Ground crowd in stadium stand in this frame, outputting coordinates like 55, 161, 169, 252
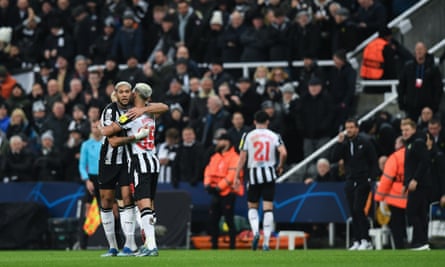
0, 0, 432, 184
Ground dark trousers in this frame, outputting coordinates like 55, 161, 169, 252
345, 179, 371, 242
389, 205, 407, 249
209, 193, 236, 249
406, 186, 431, 247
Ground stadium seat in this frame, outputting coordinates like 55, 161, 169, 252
275, 230, 307, 250
368, 227, 395, 250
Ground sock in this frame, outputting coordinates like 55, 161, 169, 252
140, 208, 157, 250
100, 208, 118, 249
263, 210, 274, 247
134, 206, 142, 229
119, 205, 137, 251
248, 208, 259, 236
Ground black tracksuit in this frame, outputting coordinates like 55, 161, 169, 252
404, 131, 432, 247
332, 133, 379, 242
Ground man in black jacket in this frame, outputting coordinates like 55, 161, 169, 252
401, 118, 432, 250
331, 118, 378, 250
397, 42, 443, 120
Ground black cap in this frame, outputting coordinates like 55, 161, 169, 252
73, 104, 85, 112
216, 133, 232, 142
261, 100, 274, 109
308, 76, 323, 86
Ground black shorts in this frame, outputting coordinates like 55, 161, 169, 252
98, 164, 130, 190
247, 182, 275, 203
133, 172, 158, 201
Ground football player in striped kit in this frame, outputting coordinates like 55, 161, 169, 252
235, 110, 287, 251
101, 82, 168, 256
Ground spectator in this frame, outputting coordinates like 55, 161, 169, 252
175, 45, 200, 78
0, 65, 17, 99
71, 6, 97, 58
203, 60, 234, 91
89, 16, 116, 65
296, 76, 335, 177
12, 7, 44, 65
169, 57, 194, 93
42, 16, 75, 65
5, 83, 30, 116
101, 56, 119, 87
304, 158, 340, 184
144, 5, 167, 59
29, 100, 46, 137
253, 65, 269, 96
116, 54, 145, 85
266, 8, 291, 61
157, 127, 180, 185
157, 103, 187, 144
34, 61, 52, 88
417, 106, 433, 133
328, 49, 357, 130
227, 111, 250, 151
0, 102, 10, 133
42, 101, 70, 148
173, 126, 205, 187
332, 6, 357, 53
71, 55, 89, 88
288, 9, 320, 62
352, 0, 387, 44
44, 79, 63, 112
200, 96, 231, 148
33, 130, 62, 181
201, 10, 224, 63
6, 108, 32, 139
83, 70, 108, 110
189, 76, 216, 125
231, 77, 262, 126
331, 118, 379, 250
268, 67, 290, 87
219, 10, 246, 66
163, 77, 191, 116
0, 129, 8, 154
62, 78, 84, 114
240, 11, 268, 62
428, 118, 445, 152
175, 0, 202, 61
149, 49, 175, 94
397, 42, 443, 120
62, 128, 84, 182
311, 0, 336, 59
147, 13, 179, 64
295, 54, 324, 96
2, 134, 34, 182
261, 100, 282, 134
401, 118, 431, 250
67, 104, 90, 140
111, 10, 143, 63
49, 55, 72, 92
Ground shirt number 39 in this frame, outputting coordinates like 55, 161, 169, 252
136, 125, 155, 150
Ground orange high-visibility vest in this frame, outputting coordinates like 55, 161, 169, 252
204, 146, 244, 196
374, 148, 407, 209
360, 38, 388, 80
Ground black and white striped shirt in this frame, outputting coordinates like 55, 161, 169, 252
239, 128, 284, 185
99, 102, 127, 166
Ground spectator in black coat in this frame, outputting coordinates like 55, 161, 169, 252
41, 101, 71, 149
328, 50, 357, 131
42, 16, 75, 66
219, 10, 246, 69
1, 135, 34, 182
240, 11, 269, 62
72, 6, 97, 57
175, 0, 203, 61
89, 17, 116, 65
173, 127, 205, 187
397, 42, 443, 120
352, 0, 387, 44
33, 130, 62, 181
111, 10, 143, 63
231, 77, 262, 126
266, 8, 291, 61
199, 95, 231, 148
163, 77, 191, 116
288, 9, 320, 62
201, 10, 224, 63
115, 55, 145, 85
13, 10, 45, 65
227, 112, 250, 151
332, 7, 357, 53
203, 60, 234, 91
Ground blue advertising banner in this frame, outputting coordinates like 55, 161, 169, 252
0, 182, 350, 223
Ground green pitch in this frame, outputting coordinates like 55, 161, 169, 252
0, 249, 444, 267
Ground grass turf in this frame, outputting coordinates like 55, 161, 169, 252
0, 249, 444, 267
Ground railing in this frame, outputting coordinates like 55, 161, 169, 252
276, 80, 399, 183
347, 0, 431, 59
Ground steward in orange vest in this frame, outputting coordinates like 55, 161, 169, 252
374, 137, 407, 248
203, 134, 244, 249
360, 37, 388, 80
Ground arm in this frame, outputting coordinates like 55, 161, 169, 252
126, 102, 169, 119
276, 144, 287, 176
78, 142, 89, 181
108, 135, 136, 148
100, 121, 122, 137
235, 150, 247, 182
